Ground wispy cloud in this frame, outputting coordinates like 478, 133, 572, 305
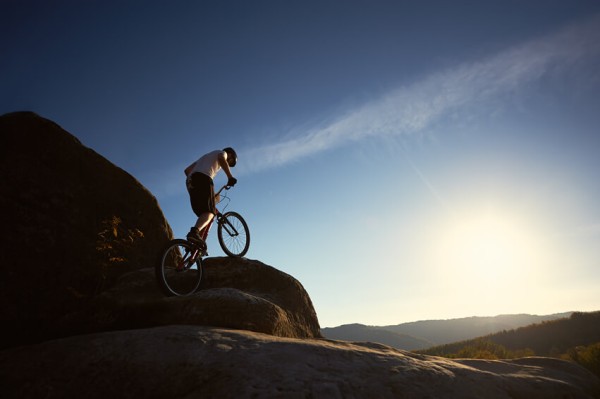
240, 14, 600, 174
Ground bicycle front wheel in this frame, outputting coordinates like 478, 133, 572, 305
156, 239, 203, 296
217, 211, 250, 257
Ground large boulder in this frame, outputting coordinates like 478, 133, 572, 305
58, 257, 321, 339
0, 112, 173, 348
1, 325, 598, 399
0, 112, 321, 348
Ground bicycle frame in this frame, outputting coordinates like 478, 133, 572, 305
177, 246, 202, 271
199, 184, 234, 241
158, 184, 247, 296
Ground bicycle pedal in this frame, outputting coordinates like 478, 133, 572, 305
198, 243, 208, 254
187, 236, 205, 248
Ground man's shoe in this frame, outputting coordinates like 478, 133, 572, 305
186, 227, 200, 241
186, 228, 206, 250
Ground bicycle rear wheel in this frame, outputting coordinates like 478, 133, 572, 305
217, 211, 250, 257
156, 239, 202, 296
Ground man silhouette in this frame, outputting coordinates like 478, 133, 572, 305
184, 147, 237, 249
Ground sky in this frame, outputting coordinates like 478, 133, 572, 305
2, 0, 600, 328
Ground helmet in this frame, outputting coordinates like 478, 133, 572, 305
223, 147, 237, 167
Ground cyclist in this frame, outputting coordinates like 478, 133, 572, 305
184, 147, 238, 248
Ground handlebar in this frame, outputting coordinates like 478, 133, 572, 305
215, 184, 234, 196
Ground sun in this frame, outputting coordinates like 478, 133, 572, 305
434, 209, 543, 288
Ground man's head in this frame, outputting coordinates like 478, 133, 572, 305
223, 147, 237, 167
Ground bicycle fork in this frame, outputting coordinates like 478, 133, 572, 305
218, 214, 240, 237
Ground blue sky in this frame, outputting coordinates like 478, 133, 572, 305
2, 0, 600, 327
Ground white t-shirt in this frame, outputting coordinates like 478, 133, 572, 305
189, 150, 224, 179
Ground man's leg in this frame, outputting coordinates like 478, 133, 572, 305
194, 212, 214, 233
187, 173, 215, 246
187, 212, 214, 246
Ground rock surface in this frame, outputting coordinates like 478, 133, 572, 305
0, 112, 173, 348
1, 325, 598, 399
59, 257, 321, 339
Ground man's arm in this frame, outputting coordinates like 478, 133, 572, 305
218, 151, 234, 179
184, 162, 196, 177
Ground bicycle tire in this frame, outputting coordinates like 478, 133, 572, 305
217, 211, 250, 257
156, 239, 202, 296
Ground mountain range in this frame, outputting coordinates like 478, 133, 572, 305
322, 312, 572, 350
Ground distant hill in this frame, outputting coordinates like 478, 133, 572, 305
322, 312, 572, 350
383, 312, 572, 346
419, 311, 600, 357
321, 323, 433, 350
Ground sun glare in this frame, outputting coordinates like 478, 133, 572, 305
434, 210, 545, 289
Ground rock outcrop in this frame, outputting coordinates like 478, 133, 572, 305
1, 325, 599, 399
58, 257, 321, 339
0, 112, 173, 348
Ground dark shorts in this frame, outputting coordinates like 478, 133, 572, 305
187, 173, 216, 217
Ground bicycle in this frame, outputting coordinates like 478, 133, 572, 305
155, 184, 250, 296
